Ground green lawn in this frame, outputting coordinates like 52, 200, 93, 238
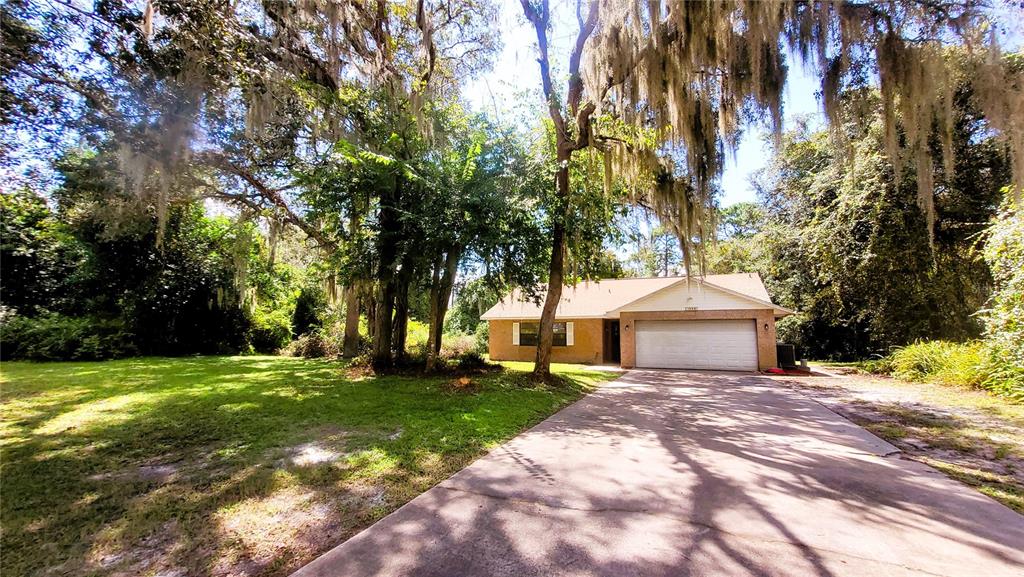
0, 356, 616, 577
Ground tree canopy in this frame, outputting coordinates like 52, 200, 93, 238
705, 81, 1012, 359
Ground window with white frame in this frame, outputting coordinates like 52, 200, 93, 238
515, 322, 571, 347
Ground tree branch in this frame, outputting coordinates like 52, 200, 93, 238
567, 0, 600, 118
572, 101, 597, 150
416, 0, 437, 86
199, 152, 337, 252
520, 0, 566, 138
262, 2, 340, 92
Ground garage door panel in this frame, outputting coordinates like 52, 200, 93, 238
635, 320, 757, 371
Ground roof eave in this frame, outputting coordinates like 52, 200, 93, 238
773, 307, 796, 317
481, 314, 610, 321
605, 277, 692, 315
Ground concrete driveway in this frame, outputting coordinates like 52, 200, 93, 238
293, 370, 1024, 577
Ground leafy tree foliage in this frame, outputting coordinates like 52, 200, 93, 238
623, 223, 683, 277
292, 97, 551, 368
1, 149, 301, 359
577, 250, 628, 279
717, 203, 764, 240
446, 278, 500, 335
291, 286, 326, 338
981, 195, 1024, 368
752, 90, 1010, 359
0, 188, 83, 315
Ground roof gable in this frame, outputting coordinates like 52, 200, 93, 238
611, 278, 767, 313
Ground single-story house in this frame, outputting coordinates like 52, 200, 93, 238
481, 273, 793, 371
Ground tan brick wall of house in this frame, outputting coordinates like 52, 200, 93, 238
619, 310, 778, 371
488, 318, 604, 364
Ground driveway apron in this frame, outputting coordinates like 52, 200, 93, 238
292, 370, 1024, 577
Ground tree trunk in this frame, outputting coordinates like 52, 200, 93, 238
533, 151, 570, 378
342, 203, 364, 357
342, 285, 360, 357
371, 281, 395, 368
436, 248, 460, 352
426, 246, 461, 371
425, 258, 443, 371
392, 279, 410, 362
366, 288, 377, 342
371, 174, 403, 369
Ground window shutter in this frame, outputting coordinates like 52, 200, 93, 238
512, 322, 520, 346
566, 321, 574, 346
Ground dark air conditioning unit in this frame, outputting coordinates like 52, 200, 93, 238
776, 344, 797, 369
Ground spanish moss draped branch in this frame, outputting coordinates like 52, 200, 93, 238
582, 0, 1023, 255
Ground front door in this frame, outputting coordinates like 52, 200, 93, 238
603, 320, 621, 363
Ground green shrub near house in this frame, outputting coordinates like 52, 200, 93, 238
473, 321, 489, 354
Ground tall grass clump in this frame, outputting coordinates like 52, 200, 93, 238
888, 341, 1022, 401
980, 360, 1024, 401
891, 341, 984, 387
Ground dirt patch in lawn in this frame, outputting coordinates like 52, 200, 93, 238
769, 370, 1024, 514
72, 438, 379, 577
212, 487, 350, 577
88, 464, 181, 485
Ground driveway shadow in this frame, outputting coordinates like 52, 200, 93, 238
293, 370, 1024, 577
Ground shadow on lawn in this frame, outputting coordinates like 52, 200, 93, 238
294, 370, 1024, 577
835, 400, 1024, 513
1, 357, 593, 577
773, 375, 1024, 515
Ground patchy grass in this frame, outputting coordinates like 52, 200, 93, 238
791, 367, 1024, 514
853, 402, 1019, 458
920, 459, 1024, 513
0, 356, 616, 577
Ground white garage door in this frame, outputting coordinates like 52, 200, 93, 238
634, 319, 758, 371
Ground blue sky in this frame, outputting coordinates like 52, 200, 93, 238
458, 4, 853, 208
717, 67, 821, 206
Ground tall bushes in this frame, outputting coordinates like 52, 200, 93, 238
0, 160, 302, 360
0, 313, 136, 361
885, 341, 1023, 401
980, 196, 1024, 369
752, 86, 1010, 360
866, 201, 1023, 401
